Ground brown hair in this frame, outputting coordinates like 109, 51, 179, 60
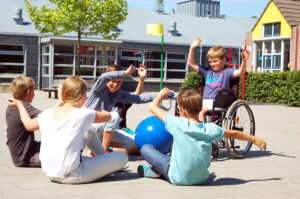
106, 65, 123, 72
11, 76, 35, 100
207, 45, 227, 59
61, 76, 87, 105
177, 87, 202, 116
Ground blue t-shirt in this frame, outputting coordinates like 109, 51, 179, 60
198, 65, 235, 99
165, 115, 225, 185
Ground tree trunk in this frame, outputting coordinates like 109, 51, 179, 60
76, 31, 81, 76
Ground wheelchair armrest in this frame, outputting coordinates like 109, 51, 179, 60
218, 88, 234, 94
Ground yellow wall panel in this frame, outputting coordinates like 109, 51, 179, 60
252, 2, 291, 39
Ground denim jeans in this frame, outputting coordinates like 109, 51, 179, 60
140, 144, 171, 182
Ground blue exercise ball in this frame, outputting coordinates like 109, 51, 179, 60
135, 116, 173, 154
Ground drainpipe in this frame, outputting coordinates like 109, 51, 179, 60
294, 27, 298, 70
37, 35, 41, 89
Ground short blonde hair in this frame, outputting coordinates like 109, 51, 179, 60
177, 87, 202, 116
11, 76, 35, 100
207, 46, 227, 59
61, 76, 87, 105
106, 65, 123, 72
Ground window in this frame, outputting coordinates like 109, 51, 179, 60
0, 43, 25, 75
263, 55, 271, 68
264, 23, 280, 37
42, 45, 50, 75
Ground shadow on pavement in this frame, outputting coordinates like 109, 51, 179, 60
207, 173, 281, 186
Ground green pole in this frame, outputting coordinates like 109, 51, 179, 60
160, 34, 164, 90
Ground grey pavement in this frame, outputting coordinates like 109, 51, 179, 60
0, 90, 300, 199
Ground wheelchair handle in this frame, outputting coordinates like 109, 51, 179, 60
159, 96, 177, 111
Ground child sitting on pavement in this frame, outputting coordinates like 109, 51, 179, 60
85, 64, 156, 155
7, 76, 128, 184
188, 37, 250, 121
137, 87, 267, 186
6, 76, 41, 167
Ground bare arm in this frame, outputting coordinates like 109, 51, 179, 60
233, 49, 250, 78
133, 64, 146, 95
224, 129, 267, 151
6, 98, 39, 131
149, 88, 174, 122
93, 110, 112, 123
187, 38, 202, 72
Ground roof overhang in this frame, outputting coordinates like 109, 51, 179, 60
40, 36, 123, 46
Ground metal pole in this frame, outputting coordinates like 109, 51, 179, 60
160, 34, 164, 90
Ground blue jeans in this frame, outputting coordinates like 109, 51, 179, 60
140, 144, 171, 182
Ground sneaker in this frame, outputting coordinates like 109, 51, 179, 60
90, 151, 95, 157
137, 164, 161, 178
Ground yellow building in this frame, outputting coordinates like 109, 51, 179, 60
251, 0, 300, 72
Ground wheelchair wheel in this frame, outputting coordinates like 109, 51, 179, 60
223, 100, 255, 158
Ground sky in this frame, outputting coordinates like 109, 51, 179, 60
127, 0, 270, 18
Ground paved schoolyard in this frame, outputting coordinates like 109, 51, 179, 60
0, 90, 300, 199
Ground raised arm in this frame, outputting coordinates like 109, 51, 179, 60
149, 88, 174, 122
233, 49, 250, 78
6, 98, 39, 131
188, 37, 202, 72
133, 64, 147, 95
224, 129, 267, 151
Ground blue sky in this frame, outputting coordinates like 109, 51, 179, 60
127, 0, 270, 18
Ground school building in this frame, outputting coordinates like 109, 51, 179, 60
0, 0, 257, 90
249, 0, 300, 72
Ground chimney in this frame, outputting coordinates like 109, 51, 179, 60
168, 21, 178, 36
13, 8, 24, 25
155, 0, 164, 13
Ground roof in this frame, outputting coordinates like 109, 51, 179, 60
273, 0, 300, 27
0, 0, 256, 48
252, 0, 300, 31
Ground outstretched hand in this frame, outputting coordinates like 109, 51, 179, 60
158, 87, 175, 100
253, 137, 267, 151
241, 49, 250, 61
190, 37, 202, 49
6, 98, 21, 108
138, 64, 147, 79
124, 64, 136, 77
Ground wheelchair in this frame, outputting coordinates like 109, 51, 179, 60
175, 79, 255, 159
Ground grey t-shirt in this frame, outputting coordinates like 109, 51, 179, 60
85, 70, 156, 111
6, 102, 41, 167
198, 65, 235, 99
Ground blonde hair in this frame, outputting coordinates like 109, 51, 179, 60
207, 46, 227, 59
61, 76, 87, 105
11, 76, 35, 100
106, 65, 123, 72
177, 87, 202, 116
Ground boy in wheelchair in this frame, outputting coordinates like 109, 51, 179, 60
137, 87, 266, 185
188, 37, 250, 122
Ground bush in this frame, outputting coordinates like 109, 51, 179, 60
183, 71, 300, 107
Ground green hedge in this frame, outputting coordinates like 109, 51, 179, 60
182, 71, 300, 107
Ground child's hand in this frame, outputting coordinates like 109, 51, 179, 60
138, 64, 147, 79
158, 87, 175, 100
190, 37, 202, 49
253, 136, 267, 151
241, 49, 250, 61
6, 98, 22, 108
124, 64, 136, 77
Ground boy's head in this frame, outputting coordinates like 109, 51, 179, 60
61, 76, 87, 106
106, 64, 123, 93
207, 46, 227, 72
177, 87, 202, 117
11, 76, 35, 102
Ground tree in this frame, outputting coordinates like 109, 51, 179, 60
25, 0, 128, 75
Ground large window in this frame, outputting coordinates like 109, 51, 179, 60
53, 44, 74, 76
264, 23, 281, 37
0, 43, 25, 75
